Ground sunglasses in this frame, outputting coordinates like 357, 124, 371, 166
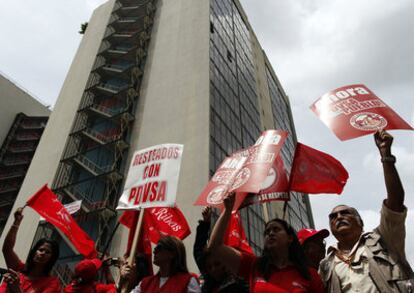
328, 209, 353, 221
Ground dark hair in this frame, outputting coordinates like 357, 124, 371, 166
257, 219, 310, 280
134, 253, 152, 282
157, 236, 188, 275
332, 205, 364, 227
24, 238, 60, 276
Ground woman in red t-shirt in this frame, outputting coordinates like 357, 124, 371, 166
1, 207, 61, 292
208, 194, 324, 293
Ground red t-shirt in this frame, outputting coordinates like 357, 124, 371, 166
64, 282, 117, 293
0, 273, 61, 293
238, 253, 324, 293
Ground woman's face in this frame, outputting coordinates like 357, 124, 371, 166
33, 243, 53, 265
153, 243, 174, 267
264, 221, 293, 252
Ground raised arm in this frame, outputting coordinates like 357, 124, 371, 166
2, 208, 24, 270
193, 207, 211, 272
207, 193, 241, 274
374, 130, 404, 212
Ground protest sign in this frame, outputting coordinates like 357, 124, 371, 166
117, 144, 183, 210
239, 155, 290, 209
194, 130, 287, 208
224, 211, 253, 255
311, 84, 413, 140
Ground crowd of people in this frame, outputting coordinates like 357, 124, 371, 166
0, 130, 412, 292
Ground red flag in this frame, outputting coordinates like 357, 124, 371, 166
289, 143, 349, 194
119, 210, 153, 275
119, 210, 152, 257
145, 207, 191, 243
224, 212, 253, 255
26, 185, 97, 258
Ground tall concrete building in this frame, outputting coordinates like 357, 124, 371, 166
0, 0, 314, 282
0, 73, 50, 235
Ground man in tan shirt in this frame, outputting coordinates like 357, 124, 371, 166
319, 130, 413, 292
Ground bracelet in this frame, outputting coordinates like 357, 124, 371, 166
381, 155, 396, 163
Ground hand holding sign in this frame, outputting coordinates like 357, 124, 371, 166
310, 84, 413, 140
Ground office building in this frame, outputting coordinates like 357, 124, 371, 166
0, 73, 50, 235
0, 0, 314, 281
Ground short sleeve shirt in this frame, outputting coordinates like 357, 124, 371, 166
238, 252, 324, 292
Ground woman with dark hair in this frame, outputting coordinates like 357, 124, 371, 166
193, 207, 249, 293
208, 194, 323, 292
130, 235, 201, 292
1, 208, 61, 292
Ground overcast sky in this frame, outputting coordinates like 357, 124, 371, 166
0, 0, 412, 263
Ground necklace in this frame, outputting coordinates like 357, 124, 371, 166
335, 249, 357, 266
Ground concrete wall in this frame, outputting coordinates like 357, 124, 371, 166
0, 74, 50, 145
111, 0, 211, 273
0, 0, 115, 267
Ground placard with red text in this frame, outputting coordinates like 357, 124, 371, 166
194, 130, 287, 208
310, 84, 413, 140
117, 144, 184, 210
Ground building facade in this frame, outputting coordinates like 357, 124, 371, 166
0, 73, 50, 235
0, 0, 313, 282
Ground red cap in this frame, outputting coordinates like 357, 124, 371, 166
297, 228, 329, 245
74, 258, 102, 281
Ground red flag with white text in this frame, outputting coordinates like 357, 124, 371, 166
224, 212, 253, 255
26, 185, 97, 258
144, 207, 191, 243
289, 143, 349, 194
310, 84, 413, 140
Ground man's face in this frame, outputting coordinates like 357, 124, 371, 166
329, 205, 362, 239
303, 235, 326, 269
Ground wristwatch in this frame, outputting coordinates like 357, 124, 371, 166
381, 155, 396, 163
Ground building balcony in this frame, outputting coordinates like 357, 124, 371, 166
100, 44, 137, 61
94, 82, 129, 95
14, 133, 41, 141
2, 156, 30, 166
8, 144, 35, 154
72, 154, 116, 178
0, 170, 25, 180
81, 127, 122, 145
0, 184, 19, 195
87, 103, 127, 118
20, 122, 46, 130
95, 62, 135, 79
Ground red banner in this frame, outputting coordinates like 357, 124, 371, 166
144, 207, 191, 243
224, 212, 253, 255
194, 130, 287, 208
27, 185, 97, 258
119, 207, 190, 245
289, 143, 349, 194
311, 84, 413, 140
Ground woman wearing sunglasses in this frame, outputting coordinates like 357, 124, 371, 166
130, 235, 201, 292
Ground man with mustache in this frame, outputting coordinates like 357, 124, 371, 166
319, 130, 414, 292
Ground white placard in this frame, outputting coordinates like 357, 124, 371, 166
117, 144, 184, 210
